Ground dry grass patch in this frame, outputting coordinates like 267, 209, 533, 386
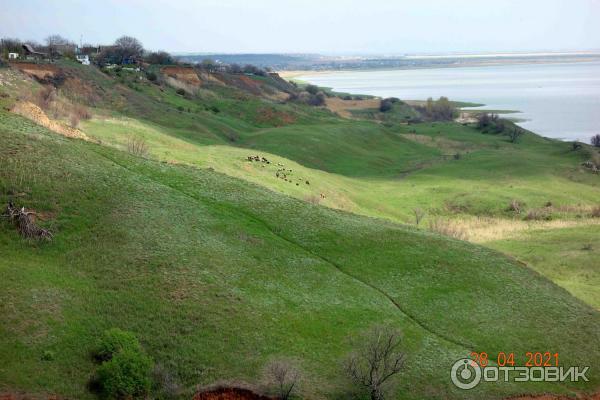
428, 218, 469, 240
450, 216, 600, 243
325, 97, 380, 118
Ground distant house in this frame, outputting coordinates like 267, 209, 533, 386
22, 44, 47, 60
8, 52, 19, 60
76, 54, 90, 65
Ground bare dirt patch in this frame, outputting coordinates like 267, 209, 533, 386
236, 75, 263, 95
11, 101, 88, 140
0, 393, 61, 400
161, 66, 201, 85
10, 63, 60, 81
325, 97, 380, 118
193, 387, 273, 400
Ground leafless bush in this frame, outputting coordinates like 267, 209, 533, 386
523, 209, 552, 221
152, 364, 182, 400
35, 86, 56, 110
127, 136, 149, 157
428, 218, 468, 240
262, 358, 301, 400
344, 325, 405, 400
69, 113, 80, 128
73, 104, 92, 120
507, 199, 522, 214
591, 206, 600, 218
3, 201, 52, 240
413, 208, 425, 226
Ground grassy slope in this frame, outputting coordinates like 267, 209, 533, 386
57, 62, 600, 311
2, 111, 600, 399
488, 224, 600, 309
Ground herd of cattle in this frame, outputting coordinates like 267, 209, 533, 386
246, 154, 315, 189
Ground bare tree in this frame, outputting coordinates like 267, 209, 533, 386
262, 358, 301, 400
591, 134, 600, 148
507, 127, 523, 143
45, 34, 73, 58
344, 325, 405, 400
127, 136, 149, 157
413, 208, 425, 226
114, 36, 144, 63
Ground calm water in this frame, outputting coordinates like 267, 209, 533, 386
299, 62, 600, 141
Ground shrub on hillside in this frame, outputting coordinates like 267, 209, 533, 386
591, 134, 600, 148
97, 349, 153, 399
175, 88, 185, 96
145, 51, 173, 65
305, 84, 319, 95
507, 199, 522, 214
307, 92, 326, 106
591, 206, 600, 218
262, 358, 302, 400
523, 209, 552, 221
475, 112, 507, 134
506, 127, 523, 143
415, 96, 457, 121
35, 86, 57, 110
146, 71, 158, 82
127, 136, 150, 158
379, 98, 393, 112
94, 328, 142, 362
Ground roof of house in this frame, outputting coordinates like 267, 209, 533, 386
22, 44, 46, 56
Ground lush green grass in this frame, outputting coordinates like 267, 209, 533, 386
1, 111, 599, 400
488, 224, 600, 309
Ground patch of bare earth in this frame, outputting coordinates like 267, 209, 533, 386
10, 101, 88, 140
325, 97, 380, 118
161, 66, 202, 86
193, 387, 273, 400
0, 394, 61, 400
9, 63, 60, 81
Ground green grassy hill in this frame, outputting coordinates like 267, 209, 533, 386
1, 110, 599, 399
1, 61, 599, 399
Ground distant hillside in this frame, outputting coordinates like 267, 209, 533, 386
176, 52, 600, 71
176, 53, 319, 69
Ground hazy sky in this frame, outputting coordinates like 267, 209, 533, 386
2, 0, 599, 54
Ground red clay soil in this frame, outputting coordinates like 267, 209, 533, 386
0, 393, 61, 400
507, 392, 600, 400
192, 387, 274, 400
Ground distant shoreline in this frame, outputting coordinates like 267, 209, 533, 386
279, 55, 600, 79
